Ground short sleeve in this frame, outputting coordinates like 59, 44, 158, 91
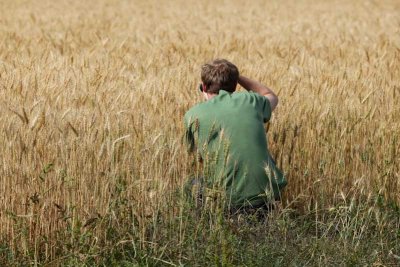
254, 93, 272, 123
184, 114, 195, 152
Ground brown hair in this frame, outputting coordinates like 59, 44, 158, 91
201, 59, 239, 94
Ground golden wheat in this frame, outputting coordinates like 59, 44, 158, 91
0, 0, 399, 261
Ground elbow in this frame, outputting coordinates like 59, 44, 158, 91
269, 94, 279, 111
264, 93, 279, 111
274, 95, 279, 106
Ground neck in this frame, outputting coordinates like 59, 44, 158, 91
203, 92, 218, 100
207, 93, 218, 100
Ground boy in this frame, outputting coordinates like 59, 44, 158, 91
184, 59, 287, 210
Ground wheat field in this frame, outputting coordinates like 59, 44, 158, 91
1, 0, 399, 265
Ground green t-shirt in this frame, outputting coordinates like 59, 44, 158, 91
184, 90, 287, 208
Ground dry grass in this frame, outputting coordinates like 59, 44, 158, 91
0, 0, 399, 264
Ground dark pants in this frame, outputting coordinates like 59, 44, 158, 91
185, 177, 278, 218
229, 202, 276, 220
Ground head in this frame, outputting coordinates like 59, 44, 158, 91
200, 59, 239, 99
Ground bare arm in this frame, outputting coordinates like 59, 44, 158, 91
238, 75, 279, 111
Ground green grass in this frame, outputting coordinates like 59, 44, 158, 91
2, 191, 399, 266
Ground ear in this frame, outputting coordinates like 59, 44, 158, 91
201, 83, 207, 92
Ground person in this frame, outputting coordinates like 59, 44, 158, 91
183, 59, 287, 212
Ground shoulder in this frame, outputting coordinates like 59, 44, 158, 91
232, 90, 259, 100
232, 91, 270, 105
185, 102, 206, 117
184, 102, 208, 125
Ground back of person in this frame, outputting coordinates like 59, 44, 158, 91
184, 59, 287, 209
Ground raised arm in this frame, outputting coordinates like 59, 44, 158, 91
238, 75, 279, 111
